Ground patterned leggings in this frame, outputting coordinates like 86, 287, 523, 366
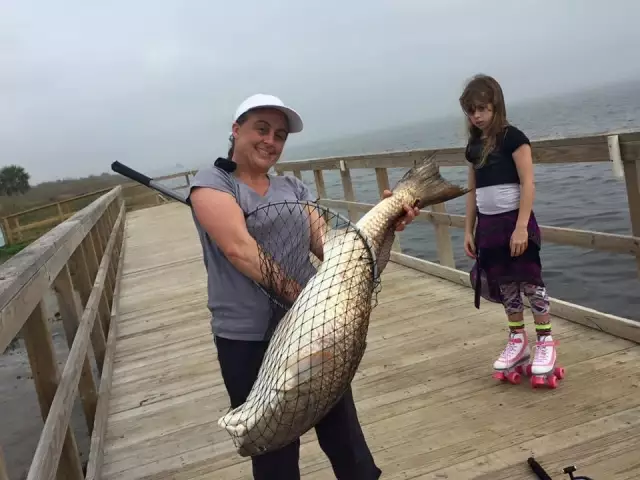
499, 282, 550, 317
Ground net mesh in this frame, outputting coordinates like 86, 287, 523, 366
218, 200, 383, 456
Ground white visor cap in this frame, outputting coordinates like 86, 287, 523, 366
233, 93, 303, 134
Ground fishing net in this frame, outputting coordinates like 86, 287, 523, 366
218, 199, 383, 456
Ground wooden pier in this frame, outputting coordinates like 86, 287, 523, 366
1, 130, 640, 480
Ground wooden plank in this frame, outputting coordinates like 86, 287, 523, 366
24, 202, 125, 480
0, 187, 121, 352
319, 198, 640, 256
21, 302, 84, 480
389, 251, 640, 344
85, 212, 127, 480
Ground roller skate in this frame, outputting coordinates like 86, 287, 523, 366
527, 335, 565, 389
492, 329, 530, 385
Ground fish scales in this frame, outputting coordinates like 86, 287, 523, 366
218, 157, 468, 456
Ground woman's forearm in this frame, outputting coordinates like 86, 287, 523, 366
226, 239, 301, 302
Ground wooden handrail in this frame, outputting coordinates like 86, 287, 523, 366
274, 130, 640, 277
2, 187, 116, 220
0, 171, 192, 247
319, 198, 640, 255
274, 130, 640, 172
0, 186, 125, 480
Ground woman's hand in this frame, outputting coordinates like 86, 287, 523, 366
281, 276, 303, 304
464, 232, 476, 259
510, 225, 528, 257
382, 189, 420, 232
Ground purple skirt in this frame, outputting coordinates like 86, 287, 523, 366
470, 209, 545, 308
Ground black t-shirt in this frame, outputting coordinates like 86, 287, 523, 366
465, 125, 530, 189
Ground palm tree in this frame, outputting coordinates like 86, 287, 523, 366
0, 165, 31, 196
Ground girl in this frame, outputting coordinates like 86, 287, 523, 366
459, 74, 557, 380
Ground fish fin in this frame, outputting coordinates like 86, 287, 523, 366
394, 156, 469, 208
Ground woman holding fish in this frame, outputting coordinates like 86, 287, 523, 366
186, 93, 420, 480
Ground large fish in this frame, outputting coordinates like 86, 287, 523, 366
217, 157, 468, 456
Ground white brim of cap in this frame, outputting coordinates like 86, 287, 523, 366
271, 105, 304, 133
236, 101, 304, 134
244, 105, 303, 133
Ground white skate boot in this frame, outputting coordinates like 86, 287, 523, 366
528, 335, 565, 389
492, 329, 530, 384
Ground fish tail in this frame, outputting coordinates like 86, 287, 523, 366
393, 155, 469, 208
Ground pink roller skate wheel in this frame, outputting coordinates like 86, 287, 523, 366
507, 371, 521, 384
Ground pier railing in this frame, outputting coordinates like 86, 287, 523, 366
275, 131, 640, 343
0, 171, 194, 247
0, 186, 126, 480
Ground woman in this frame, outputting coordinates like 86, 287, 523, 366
187, 93, 419, 479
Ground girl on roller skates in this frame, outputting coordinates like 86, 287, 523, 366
459, 74, 560, 387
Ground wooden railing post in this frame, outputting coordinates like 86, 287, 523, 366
621, 144, 640, 277
52, 264, 99, 435
14, 217, 22, 242
85, 224, 113, 336
2, 218, 13, 246
374, 167, 402, 252
339, 161, 358, 222
21, 302, 84, 480
313, 170, 326, 199
56, 203, 64, 222
430, 203, 455, 268
68, 242, 107, 372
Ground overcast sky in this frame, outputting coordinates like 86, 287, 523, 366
2, 0, 640, 183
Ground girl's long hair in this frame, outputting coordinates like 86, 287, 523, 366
459, 74, 509, 167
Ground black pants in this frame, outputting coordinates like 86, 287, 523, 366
214, 335, 382, 480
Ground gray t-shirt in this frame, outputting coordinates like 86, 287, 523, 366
187, 164, 317, 341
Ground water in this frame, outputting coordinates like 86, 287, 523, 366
158, 81, 640, 321
277, 80, 640, 321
